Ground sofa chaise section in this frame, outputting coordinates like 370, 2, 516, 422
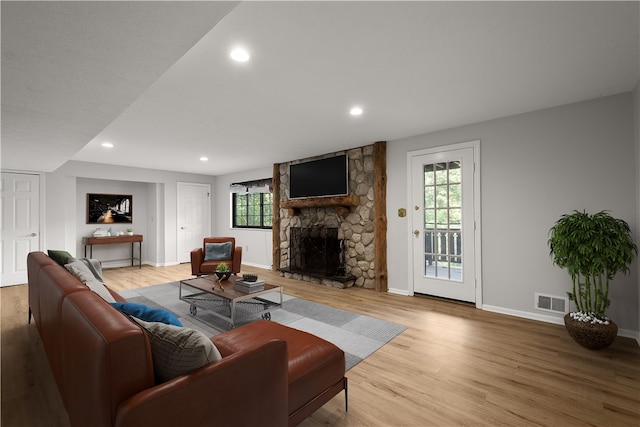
27, 251, 346, 426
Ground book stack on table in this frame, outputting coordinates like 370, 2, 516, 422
233, 279, 265, 293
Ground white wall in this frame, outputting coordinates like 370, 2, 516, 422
387, 93, 639, 333
634, 81, 640, 341
44, 161, 216, 267
43, 160, 274, 269
213, 165, 274, 269
75, 178, 151, 267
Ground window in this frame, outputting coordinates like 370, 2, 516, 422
423, 160, 462, 281
231, 179, 273, 229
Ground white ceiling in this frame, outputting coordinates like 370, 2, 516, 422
2, 1, 639, 176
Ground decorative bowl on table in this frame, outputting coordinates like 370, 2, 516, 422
215, 271, 231, 281
242, 274, 258, 282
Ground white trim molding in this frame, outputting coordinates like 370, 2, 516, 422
388, 287, 412, 296
406, 140, 482, 308
483, 304, 639, 340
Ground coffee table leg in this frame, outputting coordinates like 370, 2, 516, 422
229, 300, 236, 329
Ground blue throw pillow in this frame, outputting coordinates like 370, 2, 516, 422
111, 302, 183, 327
204, 242, 232, 261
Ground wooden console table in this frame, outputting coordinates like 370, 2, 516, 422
82, 234, 143, 268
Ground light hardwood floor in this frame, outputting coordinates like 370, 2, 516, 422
2, 263, 640, 426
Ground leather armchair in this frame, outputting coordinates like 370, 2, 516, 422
190, 237, 242, 276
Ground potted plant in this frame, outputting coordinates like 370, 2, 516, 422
215, 262, 231, 281
548, 210, 637, 349
126, 228, 134, 236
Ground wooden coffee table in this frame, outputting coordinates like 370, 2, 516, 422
179, 275, 282, 330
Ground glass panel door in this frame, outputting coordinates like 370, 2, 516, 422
411, 144, 478, 303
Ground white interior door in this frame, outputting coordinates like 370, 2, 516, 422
1, 172, 40, 286
177, 182, 211, 263
410, 142, 480, 304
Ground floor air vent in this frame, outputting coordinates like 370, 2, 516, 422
535, 293, 568, 314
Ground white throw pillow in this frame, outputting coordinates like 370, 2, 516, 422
64, 259, 116, 303
131, 317, 222, 382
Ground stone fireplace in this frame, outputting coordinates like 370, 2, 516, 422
273, 143, 387, 290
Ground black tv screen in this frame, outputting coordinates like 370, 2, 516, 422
289, 155, 348, 198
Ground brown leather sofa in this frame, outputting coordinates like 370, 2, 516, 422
191, 237, 243, 276
27, 251, 346, 427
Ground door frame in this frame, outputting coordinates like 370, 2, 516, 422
406, 140, 482, 308
176, 182, 211, 264
1, 170, 44, 287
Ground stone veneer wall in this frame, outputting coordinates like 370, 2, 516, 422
279, 145, 376, 288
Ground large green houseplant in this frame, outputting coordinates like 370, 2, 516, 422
548, 210, 637, 349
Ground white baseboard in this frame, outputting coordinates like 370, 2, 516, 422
387, 287, 411, 296
102, 260, 179, 268
483, 304, 565, 325
242, 261, 273, 270
483, 304, 639, 340
101, 260, 137, 269
147, 261, 179, 267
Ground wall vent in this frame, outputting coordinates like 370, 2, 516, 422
535, 293, 568, 314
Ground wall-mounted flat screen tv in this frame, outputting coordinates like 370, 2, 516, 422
289, 154, 348, 199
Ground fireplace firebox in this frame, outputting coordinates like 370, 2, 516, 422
287, 227, 346, 278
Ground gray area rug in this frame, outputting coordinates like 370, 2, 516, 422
119, 281, 406, 371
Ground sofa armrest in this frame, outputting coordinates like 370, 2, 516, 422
232, 246, 242, 274
115, 339, 288, 427
190, 248, 204, 276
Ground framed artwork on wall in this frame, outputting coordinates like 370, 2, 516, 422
87, 193, 133, 224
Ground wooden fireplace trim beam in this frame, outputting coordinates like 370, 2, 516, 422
280, 194, 359, 217
272, 163, 281, 271
373, 141, 388, 292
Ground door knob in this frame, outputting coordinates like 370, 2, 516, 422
413, 230, 420, 236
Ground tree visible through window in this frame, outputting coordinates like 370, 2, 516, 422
423, 160, 462, 281
233, 192, 272, 229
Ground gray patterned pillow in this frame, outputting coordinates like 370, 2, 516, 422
131, 317, 222, 382
64, 259, 116, 303
204, 242, 232, 261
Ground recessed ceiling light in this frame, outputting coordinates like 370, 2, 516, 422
200, 156, 209, 162
101, 142, 114, 148
350, 106, 363, 116
230, 48, 250, 62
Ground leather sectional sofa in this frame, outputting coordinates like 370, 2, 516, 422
27, 251, 347, 426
